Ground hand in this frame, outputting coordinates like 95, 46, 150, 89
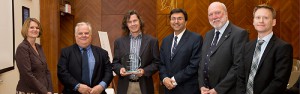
133, 68, 144, 77
207, 88, 218, 94
47, 92, 52, 94
162, 77, 175, 90
200, 87, 209, 94
120, 68, 131, 76
90, 85, 104, 94
78, 84, 92, 94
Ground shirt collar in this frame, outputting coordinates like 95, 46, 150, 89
215, 21, 229, 35
174, 28, 186, 39
129, 32, 142, 39
79, 45, 91, 51
258, 32, 273, 44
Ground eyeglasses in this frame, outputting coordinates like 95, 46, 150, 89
77, 32, 90, 36
170, 17, 184, 22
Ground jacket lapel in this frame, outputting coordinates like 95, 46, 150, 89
211, 24, 231, 55
171, 30, 188, 59
73, 44, 83, 66
139, 34, 149, 57
258, 35, 275, 69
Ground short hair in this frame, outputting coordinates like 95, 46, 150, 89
253, 4, 276, 19
21, 18, 42, 39
75, 22, 92, 35
122, 10, 144, 35
169, 8, 188, 21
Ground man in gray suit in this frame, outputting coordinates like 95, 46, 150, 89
198, 2, 248, 94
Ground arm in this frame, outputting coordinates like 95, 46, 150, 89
159, 39, 169, 81
173, 35, 203, 85
15, 45, 48, 94
261, 44, 293, 94
142, 38, 160, 77
99, 50, 113, 85
214, 30, 248, 93
236, 44, 247, 94
112, 40, 124, 76
57, 48, 81, 90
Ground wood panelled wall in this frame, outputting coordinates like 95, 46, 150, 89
40, 0, 300, 93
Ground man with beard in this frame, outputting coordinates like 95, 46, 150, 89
198, 2, 249, 94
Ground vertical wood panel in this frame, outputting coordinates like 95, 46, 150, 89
40, 0, 60, 92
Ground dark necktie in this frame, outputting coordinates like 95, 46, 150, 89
246, 40, 264, 94
171, 36, 178, 59
203, 31, 220, 88
82, 48, 90, 85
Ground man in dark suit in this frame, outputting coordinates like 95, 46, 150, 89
58, 22, 113, 94
112, 10, 160, 94
198, 2, 249, 94
237, 4, 293, 94
159, 8, 203, 94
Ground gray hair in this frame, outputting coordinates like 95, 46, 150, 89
75, 22, 92, 35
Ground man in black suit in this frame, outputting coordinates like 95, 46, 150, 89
198, 2, 249, 94
159, 8, 203, 94
57, 22, 113, 94
112, 10, 160, 94
237, 4, 293, 94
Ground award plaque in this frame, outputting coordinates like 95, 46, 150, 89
121, 53, 141, 74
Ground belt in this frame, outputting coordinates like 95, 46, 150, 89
129, 79, 139, 82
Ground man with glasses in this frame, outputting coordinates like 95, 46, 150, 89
159, 8, 203, 94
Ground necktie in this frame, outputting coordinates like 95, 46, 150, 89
171, 36, 178, 59
246, 40, 265, 94
82, 48, 90, 85
203, 31, 220, 88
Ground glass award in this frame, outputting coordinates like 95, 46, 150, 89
121, 53, 141, 74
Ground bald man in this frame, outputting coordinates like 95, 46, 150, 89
198, 2, 248, 94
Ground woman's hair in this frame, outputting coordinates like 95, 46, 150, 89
21, 18, 42, 39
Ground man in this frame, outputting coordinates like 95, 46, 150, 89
237, 4, 293, 94
159, 8, 203, 94
198, 2, 249, 94
112, 10, 160, 94
57, 22, 113, 94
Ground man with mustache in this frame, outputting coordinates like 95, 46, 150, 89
198, 2, 248, 94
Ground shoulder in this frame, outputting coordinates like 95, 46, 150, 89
185, 30, 203, 39
91, 45, 108, 53
16, 40, 30, 50
143, 34, 158, 41
228, 23, 247, 33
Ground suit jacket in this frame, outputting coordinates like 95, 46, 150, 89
57, 44, 113, 94
15, 39, 53, 93
198, 22, 249, 94
159, 30, 203, 94
112, 34, 160, 94
237, 35, 293, 94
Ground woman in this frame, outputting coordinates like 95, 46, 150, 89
15, 18, 53, 94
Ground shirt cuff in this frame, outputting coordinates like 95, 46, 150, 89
171, 76, 177, 86
99, 81, 107, 89
74, 83, 80, 91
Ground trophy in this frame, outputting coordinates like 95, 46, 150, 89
121, 53, 141, 74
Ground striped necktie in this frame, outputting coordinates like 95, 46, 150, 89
246, 40, 265, 94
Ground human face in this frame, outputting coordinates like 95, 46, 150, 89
75, 25, 92, 48
253, 8, 276, 34
27, 21, 40, 39
208, 3, 228, 30
170, 13, 187, 33
127, 14, 141, 34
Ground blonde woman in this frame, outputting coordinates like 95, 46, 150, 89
15, 18, 53, 94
